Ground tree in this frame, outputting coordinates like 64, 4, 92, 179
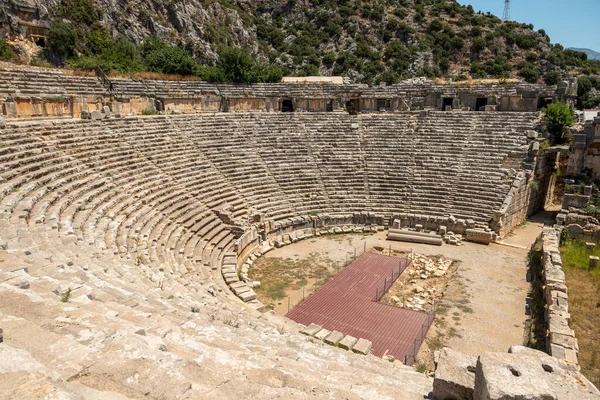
518, 65, 540, 83
141, 37, 199, 76
544, 102, 574, 138
216, 46, 256, 83
202, 46, 282, 83
48, 21, 77, 58
543, 71, 561, 86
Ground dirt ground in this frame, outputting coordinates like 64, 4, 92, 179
250, 214, 550, 367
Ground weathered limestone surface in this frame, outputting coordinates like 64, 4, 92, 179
0, 105, 562, 399
433, 347, 477, 400
436, 347, 600, 400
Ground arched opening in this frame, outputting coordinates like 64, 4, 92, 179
476, 97, 488, 111
346, 99, 359, 115
537, 97, 553, 110
281, 99, 294, 112
442, 97, 454, 111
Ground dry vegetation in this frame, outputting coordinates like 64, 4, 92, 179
248, 252, 337, 313
560, 240, 600, 387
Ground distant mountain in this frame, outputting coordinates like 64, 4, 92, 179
569, 48, 600, 60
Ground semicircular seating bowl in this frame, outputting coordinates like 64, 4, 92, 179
0, 111, 536, 397
1, 112, 536, 273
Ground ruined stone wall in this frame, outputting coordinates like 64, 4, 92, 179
540, 228, 580, 365
0, 66, 568, 120
234, 226, 259, 263
493, 145, 552, 237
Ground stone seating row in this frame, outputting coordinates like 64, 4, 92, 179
0, 212, 433, 398
0, 111, 536, 279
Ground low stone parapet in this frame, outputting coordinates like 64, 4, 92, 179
541, 227, 580, 366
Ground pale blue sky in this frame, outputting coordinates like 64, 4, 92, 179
457, 0, 600, 51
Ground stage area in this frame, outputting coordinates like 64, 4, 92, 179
286, 252, 432, 361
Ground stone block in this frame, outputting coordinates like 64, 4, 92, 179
338, 335, 357, 350
586, 242, 596, 252
324, 330, 344, 346
0, 116, 6, 128
439, 225, 447, 236
548, 332, 579, 352
433, 347, 476, 400
314, 328, 331, 341
90, 110, 104, 120
474, 352, 556, 400
300, 323, 322, 337
238, 290, 256, 302
465, 229, 493, 245
415, 224, 423, 232
589, 256, 599, 270
352, 338, 372, 355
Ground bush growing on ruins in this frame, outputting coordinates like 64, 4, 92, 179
60, 287, 72, 303
544, 102, 575, 138
0, 40, 12, 61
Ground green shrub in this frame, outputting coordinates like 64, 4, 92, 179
201, 46, 282, 83
519, 66, 540, 83
544, 102, 575, 137
84, 28, 113, 55
59, 0, 101, 25
471, 37, 486, 54
543, 71, 561, 86
141, 36, 199, 76
515, 33, 538, 50
0, 40, 12, 61
48, 21, 77, 58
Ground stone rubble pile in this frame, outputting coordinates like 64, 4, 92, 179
390, 254, 452, 311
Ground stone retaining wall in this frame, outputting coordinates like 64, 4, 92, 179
0, 66, 572, 120
493, 146, 553, 237
541, 227, 580, 365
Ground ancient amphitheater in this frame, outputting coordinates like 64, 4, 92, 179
0, 64, 598, 399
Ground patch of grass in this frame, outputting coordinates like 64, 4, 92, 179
414, 361, 428, 374
191, 306, 199, 313
249, 252, 337, 308
447, 327, 462, 339
60, 287, 72, 303
560, 239, 600, 387
561, 240, 600, 280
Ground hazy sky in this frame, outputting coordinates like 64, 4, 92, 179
457, 0, 600, 51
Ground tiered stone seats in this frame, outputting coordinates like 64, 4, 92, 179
1, 112, 535, 261
0, 109, 543, 398
0, 203, 432, 399
0, 68, 106, 96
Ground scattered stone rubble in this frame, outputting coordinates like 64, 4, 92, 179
433, 346, 600, 400
389, 254, 453, 312
388, 220, 497, 247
